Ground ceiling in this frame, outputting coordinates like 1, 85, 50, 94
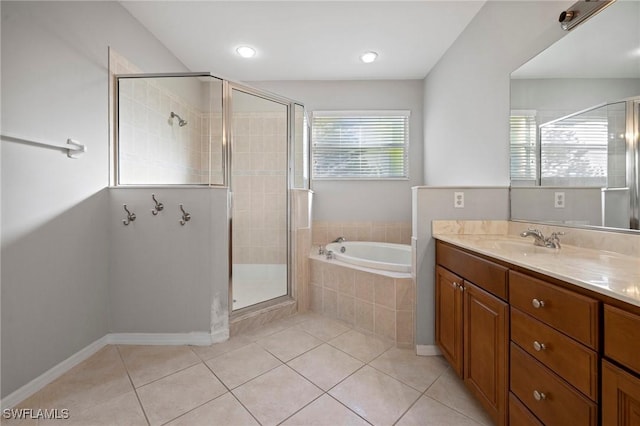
511, 0, 640, 79
120, 1, 485, 81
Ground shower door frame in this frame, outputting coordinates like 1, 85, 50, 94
225, 81, 296, 316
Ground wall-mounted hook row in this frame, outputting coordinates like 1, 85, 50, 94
179, 204, 191, 226
151, 193, 164, 215
122, 204, 136, 225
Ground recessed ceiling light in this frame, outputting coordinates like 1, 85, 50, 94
360, 51, 378, 63
236, 46, 256, 58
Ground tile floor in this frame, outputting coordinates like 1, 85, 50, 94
5, 313, 493, 426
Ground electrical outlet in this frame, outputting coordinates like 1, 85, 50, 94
454, 191, 464, 208
554, 192, 565, 208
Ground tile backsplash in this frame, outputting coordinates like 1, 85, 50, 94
312, 221, 412, 247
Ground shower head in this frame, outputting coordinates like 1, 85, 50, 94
170, 112, 188, 127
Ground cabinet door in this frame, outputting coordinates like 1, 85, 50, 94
435, 265, 463, 377
464, 281, 508, 426
602, 360, 640, 426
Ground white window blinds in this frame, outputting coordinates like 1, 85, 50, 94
510, 113, 537, 182
312, 111, 409, 179
540, 114, 608, 186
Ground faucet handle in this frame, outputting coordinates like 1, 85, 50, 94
550, 231, 565, 237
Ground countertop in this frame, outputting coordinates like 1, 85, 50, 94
433, 233, 640, 308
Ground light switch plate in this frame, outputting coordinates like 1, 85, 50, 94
554, 192, 565, 208
454, 191, 464, 208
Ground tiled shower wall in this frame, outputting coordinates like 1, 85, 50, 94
309, 258, 415, 348
312, 221, 412, 247
110, 50, 223, 185
232, 112, 288, 265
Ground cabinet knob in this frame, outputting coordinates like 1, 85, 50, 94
452, 282, 459, 289
533, 390, 546, 401
532, 298, 545, 309
533, 341, 546, 352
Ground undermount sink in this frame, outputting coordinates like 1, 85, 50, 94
474, 239, 558, 256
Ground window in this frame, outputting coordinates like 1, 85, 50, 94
510, 111, 537, 184
312, 111, 409, 179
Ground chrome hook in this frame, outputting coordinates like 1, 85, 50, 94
179, 204, 191, 226
123, 204, 136, 226
151, 193, 164, 215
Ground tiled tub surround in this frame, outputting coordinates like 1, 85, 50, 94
309, 256, 415, 348
312, 221, 412, 247
432, 220, 640, 307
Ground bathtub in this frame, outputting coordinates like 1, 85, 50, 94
325, 241, 411, 273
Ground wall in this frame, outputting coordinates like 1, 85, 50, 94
251, 80, 424, 223
108, 188, 228, 337
423, 1, 571, 186
412, 187, 510, 346
510, 187, 603, 227
1, 1, 190, 398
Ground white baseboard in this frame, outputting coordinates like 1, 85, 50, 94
1, 330, 229, 410
1, 335, 109, 410
416, 345, 442, 356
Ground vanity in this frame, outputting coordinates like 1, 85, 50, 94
433, 225, 640, 426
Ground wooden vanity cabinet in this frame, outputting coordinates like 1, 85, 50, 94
602, 305, 640, 425
435, 242, 509, 426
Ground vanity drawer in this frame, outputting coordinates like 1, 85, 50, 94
509, 271, 599, 349
511, 308, 598, 401
436, 241, 508, 299
604, 304, 640, 373
510, 343, 597, 426
509, 393, 543, 426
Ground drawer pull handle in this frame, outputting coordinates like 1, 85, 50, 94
533, 390, 546, 401
533, 341, 546, 351
452, 282, 459, 289
532, 298, 545, 309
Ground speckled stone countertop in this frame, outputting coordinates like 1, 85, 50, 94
433, 223, 640, 308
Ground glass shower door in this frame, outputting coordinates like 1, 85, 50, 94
230, 88, 289, 310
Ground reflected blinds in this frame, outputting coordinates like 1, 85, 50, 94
510, 114, 537, 181
312, 111, 409, 179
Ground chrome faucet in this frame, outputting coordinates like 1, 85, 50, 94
520, 228, 565, 249
332, 236, 346, 243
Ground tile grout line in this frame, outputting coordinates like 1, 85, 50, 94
115, 345, 151, 426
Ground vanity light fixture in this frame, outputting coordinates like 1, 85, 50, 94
236, 45, 256, 58
558, 0, 614, 31
360, 51, 378, 63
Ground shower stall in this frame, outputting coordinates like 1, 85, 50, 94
114, 72, 309, 315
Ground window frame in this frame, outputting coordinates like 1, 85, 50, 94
311, 110, 410, 181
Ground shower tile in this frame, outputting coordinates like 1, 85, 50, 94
337, 269, 355, 296
328, 329, 392, 363
232, 365, 322, 426
256, 328, 322, 362
329, 366, 420, 426
371, 226, 387, 242
118, 345, 200, 388
322, 264, 339, 291
370, 349, 448, 392
287, 344, 363, 391
137, 363, 226, 426
310, 284, 323, 313
165, 393, 258, 426
396, 311, 415, 347
280, 394, 370, 426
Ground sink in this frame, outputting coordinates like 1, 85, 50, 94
474, 239, 558, 256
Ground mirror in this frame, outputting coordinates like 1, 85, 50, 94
509, 0, 640, 231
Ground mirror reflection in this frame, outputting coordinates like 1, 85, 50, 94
509, 0, 640, 230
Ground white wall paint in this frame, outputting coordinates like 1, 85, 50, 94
1, 1, 190, 398
250, 80, 424, 222
423, 1, 571, 186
